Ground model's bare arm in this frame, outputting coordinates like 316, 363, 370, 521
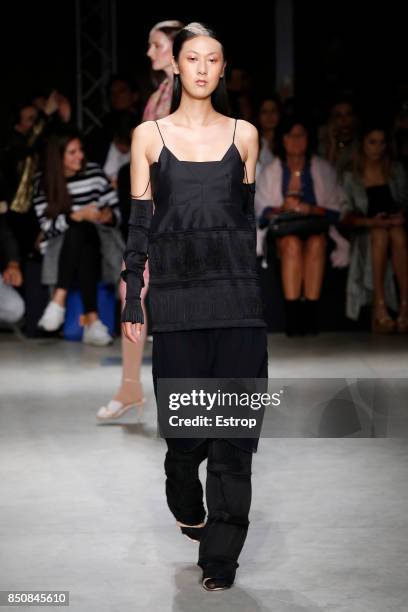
237, 121, 259, 236
239, 120, 259, 183
121, 122, 154, 344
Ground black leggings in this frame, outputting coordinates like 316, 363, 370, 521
57, 222, 101, 313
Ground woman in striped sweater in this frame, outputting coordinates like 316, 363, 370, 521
34, 127, 121, 345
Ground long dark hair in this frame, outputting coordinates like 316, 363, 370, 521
254, 93, 283, 153
170, 23, 230, 115
273, 114, 317, 162
42, 127, 85, 219
352, 122, 393, 181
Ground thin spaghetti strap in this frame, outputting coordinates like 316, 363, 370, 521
232, 118, 238, 144
131, 178, 151, 199
154, 120, 165, 146
236, 118, 251, 185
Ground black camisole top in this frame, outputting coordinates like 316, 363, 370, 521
144, 118, 266, 332
365, 184, 399, 217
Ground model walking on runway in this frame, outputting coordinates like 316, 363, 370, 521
98, 20, 183, 419
121, 22, 268, 591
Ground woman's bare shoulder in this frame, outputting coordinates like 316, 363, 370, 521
155, 113, 177, 128
131, 121, 159, 148
235, 120, 258, 164
236, 119, 258, 141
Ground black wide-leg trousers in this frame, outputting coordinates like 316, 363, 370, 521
152, 326, 268, 582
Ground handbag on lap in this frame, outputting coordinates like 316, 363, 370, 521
267, 210, 330, 238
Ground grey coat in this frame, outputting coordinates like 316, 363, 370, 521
41, 224, 125, 295
341, 163, 408, 320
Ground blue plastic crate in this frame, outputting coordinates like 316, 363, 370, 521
63, 282, 116, 341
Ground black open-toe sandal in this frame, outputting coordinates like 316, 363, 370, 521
202, 576, 232, 591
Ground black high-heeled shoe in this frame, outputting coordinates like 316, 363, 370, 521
202, 576, 232, 591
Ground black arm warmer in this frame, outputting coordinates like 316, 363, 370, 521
120, 198, 154, 324
244, 182, 257, 238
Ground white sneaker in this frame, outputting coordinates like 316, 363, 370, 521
38, 301, 66, 331
82, 319, 113, 346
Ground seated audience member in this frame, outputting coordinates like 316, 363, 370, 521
318, 95, 359, 178
255, 114, 344, 336
254, 94, 281, 180
3, 91, 72, 261
341, 123, 408, 333
1, 101, 38, 202
103, 111, 137, 189
226, 68, 253, 121
85, 75, 141, 165
0, 203, 25, 324
33, 127, 123, 346
1, 101, 41, 260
